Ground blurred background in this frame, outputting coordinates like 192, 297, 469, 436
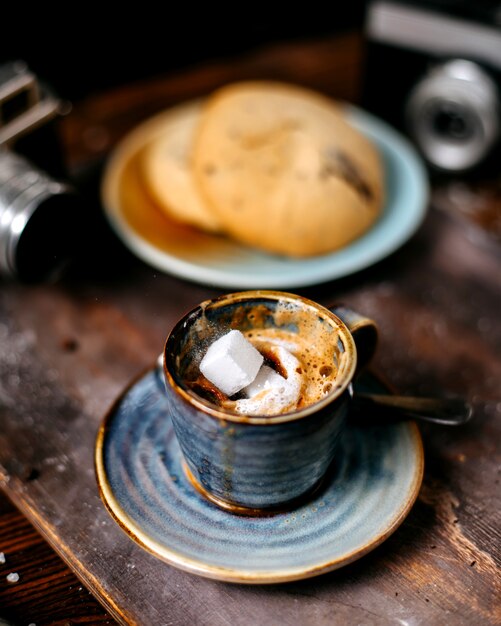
1, 0, 501, 282
0, 6, 367, 100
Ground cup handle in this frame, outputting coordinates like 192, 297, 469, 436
328, 304, 378, 374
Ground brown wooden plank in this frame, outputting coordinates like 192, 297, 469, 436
0, 205, 500, 625
0, 491, 114, 624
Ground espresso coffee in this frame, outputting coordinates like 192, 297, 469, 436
225, 327, 338, 415
182, 300, 343, 416
163, 291, 375, 511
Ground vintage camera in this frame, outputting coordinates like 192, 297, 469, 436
362, 0, 501, 178
0, 61, 84, 281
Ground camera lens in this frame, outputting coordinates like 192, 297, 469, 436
0, 151, 84, 281
431, 102, 474, 141
406, 60, 500, 172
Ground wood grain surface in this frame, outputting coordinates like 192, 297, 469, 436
0, 492, 113, 624
0, 31, 500, 626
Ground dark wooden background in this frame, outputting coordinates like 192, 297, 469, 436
0, 31, 500, 626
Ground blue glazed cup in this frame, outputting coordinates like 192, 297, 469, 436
163, 291, 377, 514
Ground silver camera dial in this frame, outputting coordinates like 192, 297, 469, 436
406, 59, 500, 172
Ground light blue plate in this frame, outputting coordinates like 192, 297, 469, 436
102, 104, 429, 288
95, 367, 424, 583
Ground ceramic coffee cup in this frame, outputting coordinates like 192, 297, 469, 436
163, 290, 377, 514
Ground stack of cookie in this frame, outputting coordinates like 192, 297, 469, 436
141, 82, 384, 257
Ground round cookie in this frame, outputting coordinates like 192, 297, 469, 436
142, 100, 221, 232
193, 82, 384, 256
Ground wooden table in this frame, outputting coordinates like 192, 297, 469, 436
0, 32, 500, 625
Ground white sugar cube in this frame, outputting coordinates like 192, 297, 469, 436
234, 346, 302, 415
200, 330, 264, 396
244, 365, 285, 397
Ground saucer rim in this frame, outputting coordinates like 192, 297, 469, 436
95, 367, 424, 584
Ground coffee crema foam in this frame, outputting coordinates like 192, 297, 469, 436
226, 327, 339, 415
183, 300, 343, 417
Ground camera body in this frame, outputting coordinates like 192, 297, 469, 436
362, 0, 501, 178
0, 61, 67, 178
0, 61, 84, 281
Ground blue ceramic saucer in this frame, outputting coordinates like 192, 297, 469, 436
95, 367, 423, 584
